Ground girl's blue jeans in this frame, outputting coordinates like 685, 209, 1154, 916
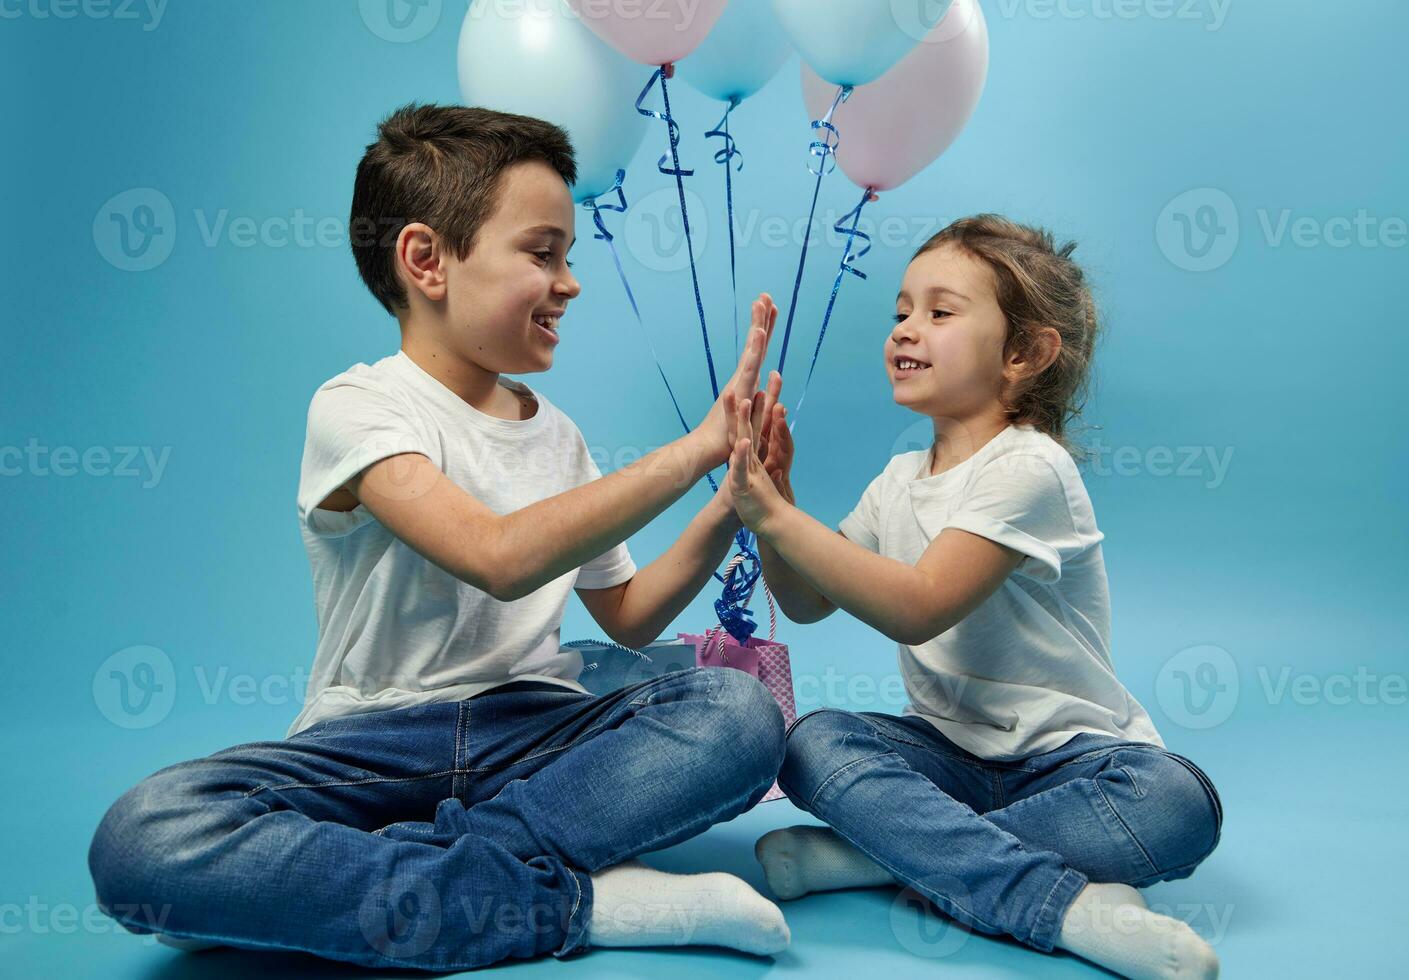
88, 668, 785, 971
779, 708, 1224, 952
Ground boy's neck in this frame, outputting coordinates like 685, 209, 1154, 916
399, 332, 534, 421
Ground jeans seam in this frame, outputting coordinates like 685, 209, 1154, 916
598, 770, 775, 868
856, 713, 1044, 773
804, 750, 895, 809
1092, 773, 1160, 878
244, 769, 462, 798
1031, 867, 1087, 951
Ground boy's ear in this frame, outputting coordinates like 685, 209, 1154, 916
396, 223, 446, 303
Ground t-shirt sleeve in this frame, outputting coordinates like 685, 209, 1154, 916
297, 380, 435, 537
838, 470, 886, 553
939, 453, 1088, 584
566, 426, 637, 590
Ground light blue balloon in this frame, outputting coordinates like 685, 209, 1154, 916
457, 0, 649, 203
676, 0, 791, 104
770, 0, 955, 88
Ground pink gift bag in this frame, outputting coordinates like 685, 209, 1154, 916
680, 588, 797, 804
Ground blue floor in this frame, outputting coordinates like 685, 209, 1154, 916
8, 590, 1404, 978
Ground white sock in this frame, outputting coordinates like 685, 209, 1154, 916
754, 825, 896, 900
1057, 882, 1220, 980
588, 859, 790, 956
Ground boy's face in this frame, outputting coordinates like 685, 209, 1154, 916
887, 244, 1010, 422
437, 159, 581, 375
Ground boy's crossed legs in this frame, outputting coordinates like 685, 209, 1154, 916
759, 709, 1223, 980
89, 667, 787, 971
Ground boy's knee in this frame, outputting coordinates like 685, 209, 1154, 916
706, 668, 786, 783
89, 768, 213, 921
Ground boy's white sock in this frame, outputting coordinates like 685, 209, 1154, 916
1057, 881, 1220, 979
754, 825, 896, 900
588, 859, 789, 956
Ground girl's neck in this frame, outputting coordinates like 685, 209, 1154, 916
928, 413, 1010, 477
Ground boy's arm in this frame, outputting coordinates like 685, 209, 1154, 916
575, 368, 784, 649
344, 299, 778, 604
575, 490, 741, 650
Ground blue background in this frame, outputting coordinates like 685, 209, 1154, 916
4, 0, 1406, 976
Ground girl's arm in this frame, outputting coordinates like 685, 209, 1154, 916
749, 409, 837, 622
723, 394, 1022, 645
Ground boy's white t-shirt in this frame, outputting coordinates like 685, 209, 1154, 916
287, 350, 637, 737
839, 423, 1164, 761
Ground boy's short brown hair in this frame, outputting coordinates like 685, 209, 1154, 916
350, 103, 577, 315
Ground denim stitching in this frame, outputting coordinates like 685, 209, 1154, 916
804, 751, 895, 809
599, 771, 776, 868
1091, 774, 1160, 878
1031, 867, 1084, 950
855, 714, 1044, 773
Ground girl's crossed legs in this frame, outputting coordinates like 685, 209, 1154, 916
762, 709, 1223, 975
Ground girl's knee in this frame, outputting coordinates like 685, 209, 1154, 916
779, 709, 874, 804
1117, 751, 1223, 879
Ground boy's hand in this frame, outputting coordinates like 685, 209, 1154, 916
722, 385, 789, 537
713, 368, 783, 518
695, 294, 778, 469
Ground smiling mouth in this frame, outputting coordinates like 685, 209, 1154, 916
893, 356, 932, 373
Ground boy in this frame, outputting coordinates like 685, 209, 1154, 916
88, 104, 791, 970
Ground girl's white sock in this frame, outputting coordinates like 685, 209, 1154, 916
587, 859, 789, 955
754, 825, 896, 899
1057, 881, 1220, 979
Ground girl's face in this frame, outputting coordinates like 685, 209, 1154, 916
887, 244, 1010, 422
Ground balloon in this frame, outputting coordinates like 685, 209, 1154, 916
801, 0, 988, 192
458, 0, 649, 203
677, 0, 790, 104
566, 0, 727, 66
772, 0, 954, 88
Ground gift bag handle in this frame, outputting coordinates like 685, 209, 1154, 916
705, 552, 777, 662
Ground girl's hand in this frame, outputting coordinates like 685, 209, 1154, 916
759, 402, 796, 506
713, 370, 783, 516
722, 386, 788, 536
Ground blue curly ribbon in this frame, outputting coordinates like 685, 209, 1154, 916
789, 185, 877, 426
583, 172, 758, 595
705, 97, 744, 363
778, 85, 853, 378
583, 170, 695, 442
636, 66, 720, 402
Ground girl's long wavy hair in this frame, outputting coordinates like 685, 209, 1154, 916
913, 214, 1101, 458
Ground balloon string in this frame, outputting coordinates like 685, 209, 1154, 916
789, 185, 877, 428
705, 97, 743, 364
635, 65, 720, 402
778, 84, 852, 379
583, 172, 744, 588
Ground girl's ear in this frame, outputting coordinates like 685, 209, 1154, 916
1006, 326, 1062, 381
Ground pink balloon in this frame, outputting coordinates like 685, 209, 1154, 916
567, 0, 727, 66
802, 0, 989, 193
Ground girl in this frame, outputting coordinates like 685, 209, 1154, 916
723, 216, 1224, 980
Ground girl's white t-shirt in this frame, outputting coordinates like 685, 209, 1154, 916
288, 351, 636, 737
839, 423, 1164, 761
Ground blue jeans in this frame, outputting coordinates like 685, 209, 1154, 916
88, 668, 785, 971
779, 709, 1224, 952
